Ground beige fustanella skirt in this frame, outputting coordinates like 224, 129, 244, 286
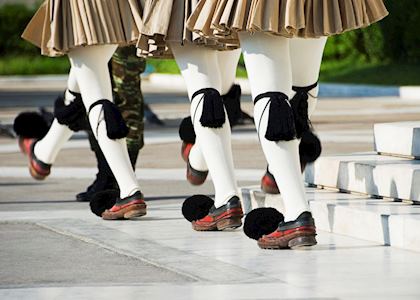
137, 0, 237, 58
186, 0, 389, 43
22, 0, 143, 57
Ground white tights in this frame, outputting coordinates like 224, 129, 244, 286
35, 45, 140, 199
239, 32, 326, 221
171, 44, 239, 207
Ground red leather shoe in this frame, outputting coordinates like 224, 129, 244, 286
102, 191, 147, 220
193, 196, 244, 231
261, 162, 307, 195
181, 141, 208, 185
19, 138, 51, 180
258, 212, 317, 249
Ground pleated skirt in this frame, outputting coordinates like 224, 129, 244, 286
137, 0, 237, 58
22, 0, 143, 57
186, 0, 389, 44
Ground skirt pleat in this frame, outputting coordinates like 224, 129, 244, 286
137, 0, 237, 58
187, 0, 388, 42
22, 0, 143, 56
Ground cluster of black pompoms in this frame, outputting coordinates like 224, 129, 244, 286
243, 207, 284, 240
89, 100, 129, 139
299, 131, 322, 164
182, 195, 214, 222
254, 92, 296, 142
89, 190, 118, 217
13, 112, 50, 139
178, 116, 196, 143
54, 96, 88, 132
291, 92, 310, 138
193, 88, 226, 128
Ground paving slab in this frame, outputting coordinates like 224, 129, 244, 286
2, 196, 420, 299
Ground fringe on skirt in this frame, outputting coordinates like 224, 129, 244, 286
22, 0, 143, 56
137, 0, 237, 58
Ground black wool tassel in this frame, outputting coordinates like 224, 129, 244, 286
13, 112, 50, 139
178, 116, 196, 144
182, 195, 214, 222
89, 100, 129, 139
54, 93, 88, 132
254, 92, 296, 142
299, 130, 322, 164
243, 207, 284, 240
89, 190, 118, 217
291, 83, 318, 138
222, 84, 242, 126
193, 88, 226, 128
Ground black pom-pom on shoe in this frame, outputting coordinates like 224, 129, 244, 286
89, 189, 119, 217
13, 112, 50, 139
299, 131, 322, 164
243, 207, 284, 240
179, 116, 196, 143
182, 194, 214, 222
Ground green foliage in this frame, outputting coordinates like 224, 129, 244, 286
0, 4, 39, 56
0, 55, 70, 75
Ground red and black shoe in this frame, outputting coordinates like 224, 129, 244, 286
261, 162, 307, 195
102, 191, 147, 220
258, 211, 317, 250
182, 141, 208, 186
261, 168, 280, 194
193, 196, 244, 231
19, 138, 51, 180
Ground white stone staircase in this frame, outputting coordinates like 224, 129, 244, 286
240, 121, 420, 252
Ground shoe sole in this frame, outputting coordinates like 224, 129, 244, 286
193, 215, 243, 231
261, 184, 280, 195
29, 163, 49, 181
258, 233, 317, 250
102, 204, 147, 220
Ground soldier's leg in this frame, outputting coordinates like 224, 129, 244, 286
111, 45, 145, 168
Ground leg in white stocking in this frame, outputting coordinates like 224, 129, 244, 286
290, 37, 327, 116
239, 32, 310, 221
217, 49, 241, 95
34, 68, 80, 164
68, 45, 140, 199
171, 43, 238, 208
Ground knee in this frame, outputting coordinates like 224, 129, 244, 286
88, 99, 129, 139
54, 91, 89, 132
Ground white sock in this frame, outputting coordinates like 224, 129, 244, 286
239, 32, 309, 221
34, 69, 80, 164
68, 45, 140, 199
186, 49, 242, 173
217, 48, 242, 94
171, 43, 238, 208
290, 37, 327, 116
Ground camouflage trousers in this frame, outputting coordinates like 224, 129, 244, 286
88, 45, 146, 168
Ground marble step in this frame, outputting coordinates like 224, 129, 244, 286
304, 152, 420, 202
240, 186, 420, 252
374, 122, 420, 159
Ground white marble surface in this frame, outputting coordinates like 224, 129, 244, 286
304, 152, 420, 201
374, 121, 420, 158
2, 189, 420, 299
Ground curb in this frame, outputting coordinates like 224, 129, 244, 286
0, 74, 419, 99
